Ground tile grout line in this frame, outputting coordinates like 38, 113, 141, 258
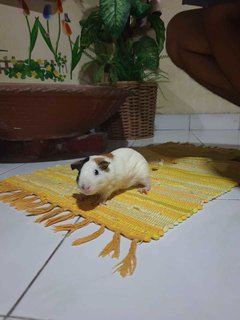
3, 235, 67, 319
4, 217, 81, 320
0, 164, 26, 176
2, 315, 46, 320
190, 131, 203, 144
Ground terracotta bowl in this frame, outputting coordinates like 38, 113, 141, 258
0, 83, 128, 141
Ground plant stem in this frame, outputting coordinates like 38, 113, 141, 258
68, 36, 73, 79
25, 15, 32, 66
55, 13, 61, 55
47, 20, 50, 35
55, 14, 62, 72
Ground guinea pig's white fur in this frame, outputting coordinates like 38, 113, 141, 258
71, 148, 151, 203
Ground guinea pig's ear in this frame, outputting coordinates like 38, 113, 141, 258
98, 160, 110, 171
94, 157, 110, 171
71, 157, 89, 171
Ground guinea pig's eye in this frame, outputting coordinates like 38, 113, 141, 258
94, 169, 99, 176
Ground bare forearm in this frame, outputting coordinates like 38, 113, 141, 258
203, 1, 240, 92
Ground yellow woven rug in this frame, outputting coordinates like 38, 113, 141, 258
1, 143, 240, 277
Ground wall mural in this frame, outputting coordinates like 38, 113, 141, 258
0, 0, 82, 82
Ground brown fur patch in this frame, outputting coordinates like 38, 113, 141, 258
102, 153, 114, 159
94, 157, 110, 171
94, 157, 105, 165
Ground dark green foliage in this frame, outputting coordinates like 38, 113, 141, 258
29, 18, 39, 54
4, 59, 65, 82
79, 0, 166, 84
37, 19, 55, 55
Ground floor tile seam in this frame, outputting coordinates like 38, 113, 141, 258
187, 131, 203, 144
4, 217, 81, 318
2, 315, 46, 320
0, 164, 26, 176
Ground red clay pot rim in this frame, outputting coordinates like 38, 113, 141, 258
0, 83, 129, 97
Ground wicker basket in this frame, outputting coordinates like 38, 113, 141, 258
101, 81, 158, 140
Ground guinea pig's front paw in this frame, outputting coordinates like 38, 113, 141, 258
138, 185, 151, 194
98, 198, 108, 206
99, 201, 107, 206
98, 193, 111, 205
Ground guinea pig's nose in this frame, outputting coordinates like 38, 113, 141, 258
81, 184, 91, 191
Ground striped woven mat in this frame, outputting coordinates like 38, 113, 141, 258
1, 143, 240, 277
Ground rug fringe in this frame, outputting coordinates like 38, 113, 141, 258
54, 219, 91, 235
27, 203, 56, 215
72, 225, 105, 246
113, 239, 138, 277
45, 212, 76, 227
99, 232, 121, 259
0, 182, 18, 193
35, 207, 65, 223
0, 190, 27, 202
14, 197, 43, 210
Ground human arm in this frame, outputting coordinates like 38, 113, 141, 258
203, 1, 240, 92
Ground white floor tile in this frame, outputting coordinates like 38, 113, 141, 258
218, 187, 240, 200
0, 159, 72, 315
155, 114, 190, 130
132, 130, 201, 147
0, 160, 76, 181
0, 164, 24, 175
190, 114, 240, 130
2, 317, 43, 320
0, 202, 67, 315
192, 130, 240, 148
9, 200, 240, 320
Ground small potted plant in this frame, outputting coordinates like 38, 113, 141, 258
79, 0, 167, 139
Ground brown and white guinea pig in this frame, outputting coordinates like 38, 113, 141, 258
71, 148, 151, 203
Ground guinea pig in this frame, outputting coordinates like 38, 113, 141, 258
71, 148, 151, 203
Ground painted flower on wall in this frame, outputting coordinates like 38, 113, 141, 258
61, 14, 83, 79
57, 0, 63, 14
62, 20, 72, 36
19, 0, 30, 16
2, 0, 81, 82
43, 4, 52, 21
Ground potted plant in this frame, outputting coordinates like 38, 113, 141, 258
0, 1, 130, 159
79, 0, 167, 139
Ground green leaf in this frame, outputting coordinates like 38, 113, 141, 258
148, 12, 165, 54
30, 18, 39, 53
133, 36, 159, 69
130, 0, 151, 17
80, 11, 101, 49
100, 0, 131, 38
93, 41, 110, 60
109, 66, 118, 84
94, 63, 105, 83
71, 35, 83, 71
80, 10, 112, 48
38, 20, 55, 55
113, 46, 134, 81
